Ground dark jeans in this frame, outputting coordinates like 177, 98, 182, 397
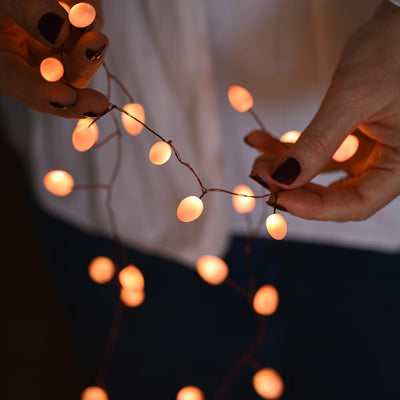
34, 205, 400, 400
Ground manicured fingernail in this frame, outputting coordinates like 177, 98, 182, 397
38, 13, 65, 45
271, 157, 301, 185
86, 44, 106, 61
249, 174, 269, 189
83, 111, 101, 117
267, 199, 287, 212
49, 101, 75, 109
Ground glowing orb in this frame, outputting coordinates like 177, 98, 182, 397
40, 57, 64, 82
253, 368, 284, 400
69, 3, 96, 28
88, 256, 115, 284
227, 85, 254, 113
119, 265, 145, 291
81, 386, 109, 400
72, 118, 99, 152
120, 288, 145, 308
177, 196, 204, 222
176, 386, 205, 400
121, 103, 145, 136
43, 170, 74, 196
232, 185, 256, 214
266, 214, 287, 240
332, 134, 359, 162
280, 130, 301, 144
253, 285, 279, 316
196, 255, 229, 286
149, 141, 172, 165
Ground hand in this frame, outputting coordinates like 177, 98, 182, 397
0, 0, 109, 118
248, 1, 400, 222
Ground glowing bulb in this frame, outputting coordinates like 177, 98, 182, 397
177, 196, 204, 222
253, 368, 284, 400
280, 130, 301, 144
69, 3, 96, 28
227, 85, 254, 113
40, 57, 64, 82
253, 285, 279, 316
120, 288, 145, 308
121, 103, 145, 135
88, 256, 115, 284
43, 170, 74, 196
72, 118, 99, 152
119, 265, 145, 291
149, 141, 172, 165
332, 134, 359, 162
196, 255, 229, 286
232, 185, 256, 214
176, 386, 205, 400
266, 214, 287, 240
81, 386, 109, 400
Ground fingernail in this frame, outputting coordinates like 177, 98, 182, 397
271, 157, 301, 185
83, 111, 101, 117
86, 44, 106, 61
49, 101, 75, 109
267, 199, 287, 212
249, 174, 269, 189
38, 13, 65, 45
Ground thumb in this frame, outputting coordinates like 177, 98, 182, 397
0, 0, 70, 47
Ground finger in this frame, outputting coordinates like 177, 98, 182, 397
245, 129, 289, 154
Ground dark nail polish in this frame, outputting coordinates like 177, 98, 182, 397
38, 13, 65, 45
266, 200, 287, 213
271, 157, 301, 185
249, 174, 269, 189
86, 44, 106, 61
83, 111, 101, 117
49, 101, 75, 109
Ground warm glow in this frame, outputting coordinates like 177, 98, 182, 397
88, 256, 115, 284
81, 386, 109, 400
280, 130, 301, 144
332, 134, 359, 162
40, 57, 64, 82
266, 214, 287, 240
196, 255, 229, 286
253, 368, 284, 400
177, 196, 204, 222
232, 185, 256, 214
72, 118, 99, 152
58, 1, 71, 12
120, 288, 145, 308
149, 141, 172, 165
227, 85, 254, 112
176, 386, 205, 400
43, 170, 74, 196
121, 103, 145, 135
69, 3, 96, 28
253, 285, 279, 316
119, 265, 145, 291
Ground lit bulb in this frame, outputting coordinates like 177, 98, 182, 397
332, 134, 359, 162
81, 386, 109, 400
232, 185, 256, 214
196, 255, 229, 286
40, 57, 64, 82
266, 214, 287, 240
88, 256, 115, 284
43, 170, 74, 196
280, 130, 301, 144
120, 288, 145, 308
227, 85, 254, 112
119, 265, 145, 291
72, 118, 99, 152
149, 141, 172, 165
253, 285, 279, 316
176, 386, 205, 400
252, 368, 284, 400
177, 196, 204, 222
69, 3, 96, 28
121, 103, 145, 135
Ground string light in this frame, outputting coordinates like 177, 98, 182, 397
149, 141, 172, 165
120, 288, 145, 308
119, 265, 145, 291
40, 57, 64, 82
196, 255, 229, 286
43, 170, 74, 196
332, 134, 359, 162
253, 285, 279, 316
232, 185, 256, 214
176, 386, 205, 400
227, 85, 254, 112
69, 2, 96, 28
280, 130, 300, 144
265, 214, 287, 240
88, 256, 115, 284
121, 103, 145, 135
81, 386, 109, 400
72, 118, 99, 152
177, 196, 204, 222
252, 368, 284, 400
